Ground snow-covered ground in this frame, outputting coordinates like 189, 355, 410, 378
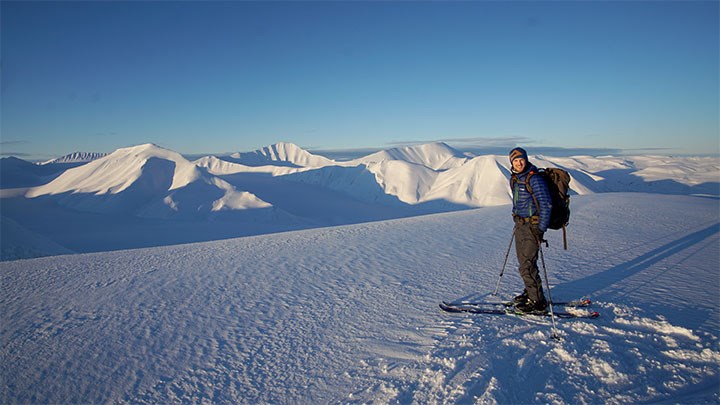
2, 193, 718, 403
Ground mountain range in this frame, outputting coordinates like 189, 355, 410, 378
1, 141, 718, 260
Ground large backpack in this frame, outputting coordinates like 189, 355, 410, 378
513, 167, 571, 248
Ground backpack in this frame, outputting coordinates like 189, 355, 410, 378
513, 167, 571, 248
529, 168, 571, 230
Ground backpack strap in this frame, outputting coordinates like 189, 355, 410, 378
511, 170, 542, 220
525, 171, 541, 217
511, 170, 536, 191
525, 171, 534, 193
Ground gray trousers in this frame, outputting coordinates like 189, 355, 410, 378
514, 222, 546, 303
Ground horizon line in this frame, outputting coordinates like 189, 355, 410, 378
3, 141, 719, 163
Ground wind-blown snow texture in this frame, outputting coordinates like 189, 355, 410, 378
1, 194, 718, 403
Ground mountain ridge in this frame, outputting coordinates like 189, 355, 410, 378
19, 142, 720, 214
351, 142, 469, 171
25, 143, 273, 218
3, 141, 718, 260
227, 141, 335, 168
40, 151, 108, 165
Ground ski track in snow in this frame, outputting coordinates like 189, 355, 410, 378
2, 194, 719, 403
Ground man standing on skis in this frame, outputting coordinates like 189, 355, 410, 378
509, 147, 552, 313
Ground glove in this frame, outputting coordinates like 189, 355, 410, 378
533, 226, 547, 246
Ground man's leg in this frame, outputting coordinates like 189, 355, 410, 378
515, 223, 545, 303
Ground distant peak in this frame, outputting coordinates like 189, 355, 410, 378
113, 143, 177, 155
268, 142, 304, 151
125, 143, 161, 150
228, 142, 334, 168
41, 151, 108, 165
275, 141, 297, 147
390, 142, 462, 154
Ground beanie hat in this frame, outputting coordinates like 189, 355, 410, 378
509, 147, 528, 163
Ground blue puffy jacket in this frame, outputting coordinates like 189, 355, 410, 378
511, 163, 553, 233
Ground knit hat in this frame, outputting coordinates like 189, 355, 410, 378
509, 147, 528, 163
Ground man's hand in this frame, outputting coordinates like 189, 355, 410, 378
534, 227, 548, 247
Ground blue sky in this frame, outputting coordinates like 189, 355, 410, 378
2, 1, 718, 160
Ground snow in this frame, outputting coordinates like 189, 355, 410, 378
27, 144, 199, 196
227, 141, 335, 168
7, 142, 717, 260
1, 142, 719, 402
1, 193, 718, 403
40, 151, 108, 165
352, 142, 469, 171
23, 144, 273, 218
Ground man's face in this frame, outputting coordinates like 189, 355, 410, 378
512, 157, 527, 173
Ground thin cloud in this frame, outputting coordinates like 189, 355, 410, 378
381, 136, 641, 156
0, 140, 33, 158
385, 136, 535, 148
621, 147, 673, 152
0, 151, 32, 157
0, 140, 31, 147
438, 136, 534, 147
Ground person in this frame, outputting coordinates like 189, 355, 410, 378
508, 147, 553, 312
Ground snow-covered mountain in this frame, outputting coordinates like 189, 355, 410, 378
40, 151, 107, 165
16, 142, 720, 211
2, 193, 718, 403
26, 144, 271, 218
0, 157, 48, 189
225, 141, 335, 168
272, 143, 513, 208
0, 157, 73, 189
427, 155, 513, 206
352, 142, 469, 171
533, 155, 720, 195
2, 141, 718, 260
193, 155, 309, 177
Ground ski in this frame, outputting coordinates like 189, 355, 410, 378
439, 302, 599, 319
442, 298, 591, 308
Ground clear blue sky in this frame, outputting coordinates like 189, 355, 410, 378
2, 1, 718, 160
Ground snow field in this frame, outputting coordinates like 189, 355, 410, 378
2, 193, 718, 403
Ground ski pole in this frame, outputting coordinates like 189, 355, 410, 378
539, 243, 560, 340
492, 228, 516, 296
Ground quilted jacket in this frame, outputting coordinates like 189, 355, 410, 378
511, 163, 553, 233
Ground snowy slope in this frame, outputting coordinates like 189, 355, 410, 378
0, 157, 72, 189
427, 155, 512, 206
193, 155, 307, 176
25, 144, 272, 217
27, 143, 207, 196
364, 159, 439, 205
352, 142, 469, 171
533, 154, 720, 196
0, 216, 75, 259
2, 193, 718, 403
225, 141, 335, 168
